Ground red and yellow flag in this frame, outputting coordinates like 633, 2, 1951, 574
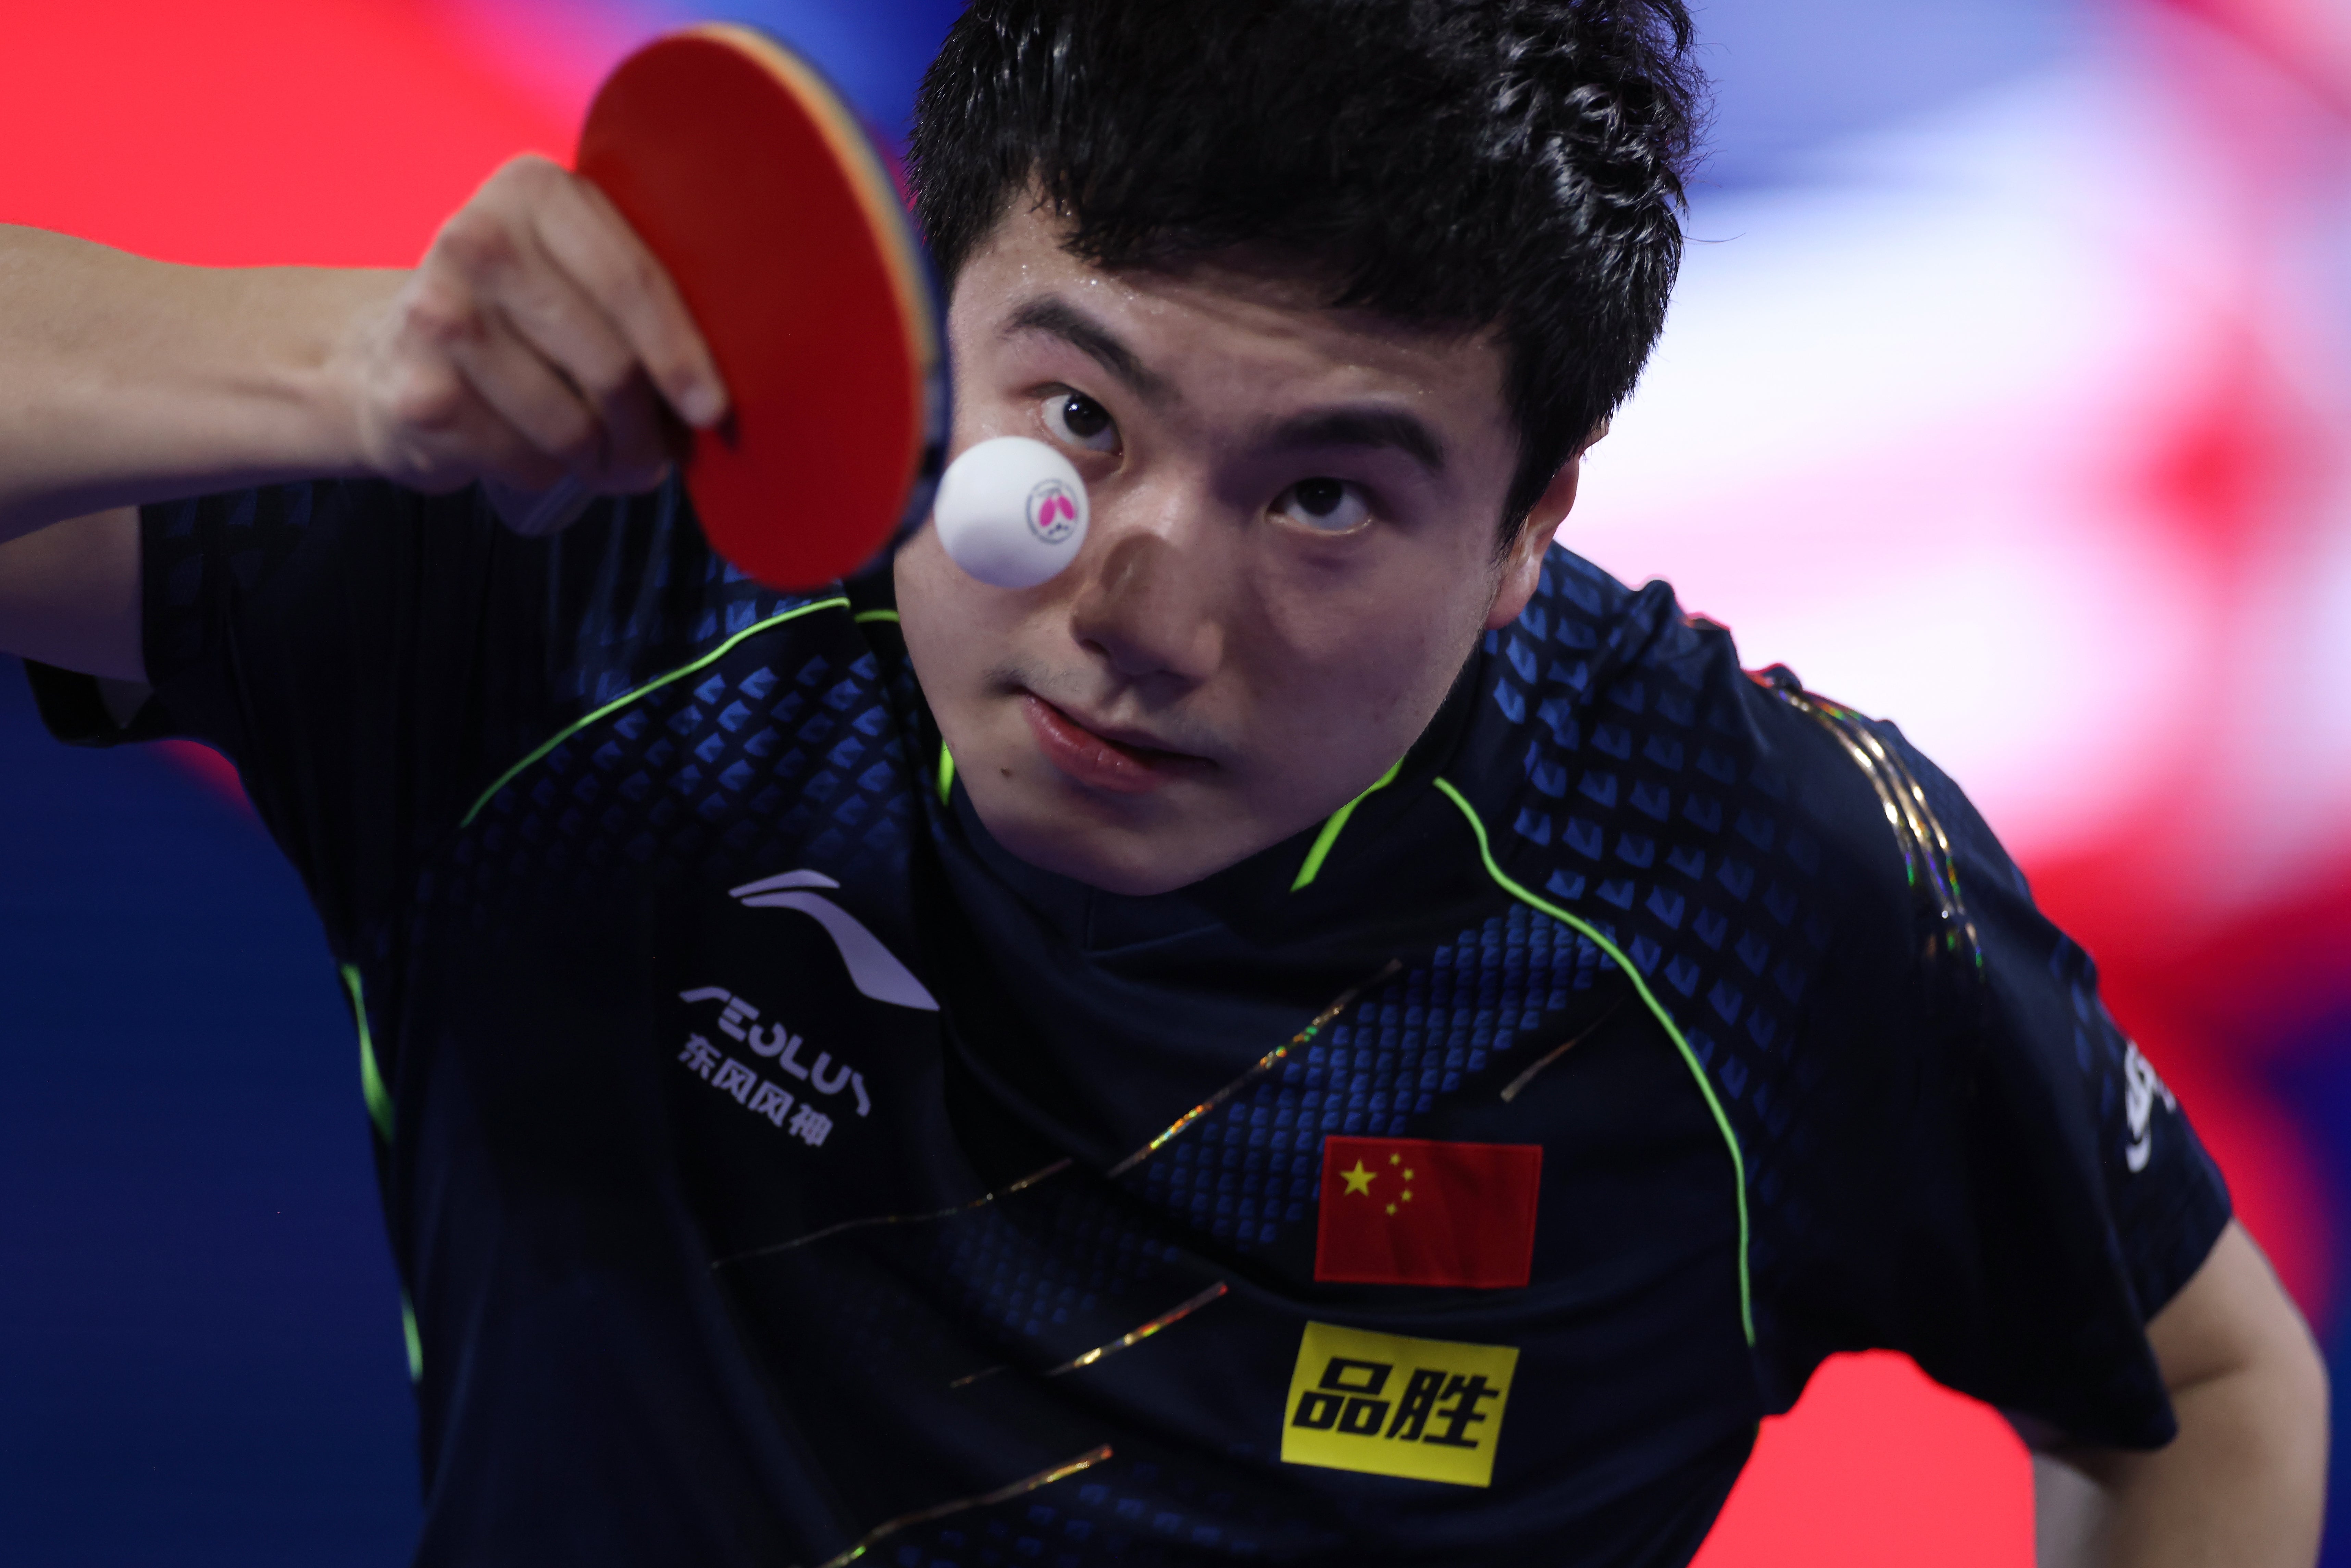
1313, 1136, 1542, 1288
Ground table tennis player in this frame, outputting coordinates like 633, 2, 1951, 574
0, 1, 2326, 1563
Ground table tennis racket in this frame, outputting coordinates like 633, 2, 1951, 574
569, 24, 946, 589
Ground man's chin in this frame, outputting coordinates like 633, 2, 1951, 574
975, 791, 1231, 897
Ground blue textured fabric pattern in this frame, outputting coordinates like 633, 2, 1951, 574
133, 480, 838, 944
446, 634, 917, 930
1135, 902, 1615, 1250
23, 475, 2232, 1565
1461, 559, 1844, 1376
1443, 550, 2230, 1443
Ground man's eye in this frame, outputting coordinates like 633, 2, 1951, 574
1040, 391, 1119, 453
1274, 477, 1370, 533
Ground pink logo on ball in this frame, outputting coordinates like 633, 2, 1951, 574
1027, 480, 1080, 544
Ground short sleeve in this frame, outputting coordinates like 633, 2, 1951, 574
1815, 716, 2230, 1448
30, 482, 552, 949
22, 477, 839, 957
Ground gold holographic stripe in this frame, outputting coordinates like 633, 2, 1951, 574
949, 1281, 1231, 1390
808, 1445, 1115, 1568
711, 1160, 1072, 1268
1049, 1281, 1228, 1375
1825, 704, 1979, 965
1796, 701, 1921, 884
1104, 960, 1401, 1180
1870, 731, 1982, 965
1773, 689, 1981, 969
1497, 994, 1629, 1103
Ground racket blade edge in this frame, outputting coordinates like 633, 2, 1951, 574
577, 29, 942, 589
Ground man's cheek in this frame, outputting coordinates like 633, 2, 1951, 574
1308, 645, 1418, 739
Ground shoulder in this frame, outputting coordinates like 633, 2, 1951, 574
530, 477, 864, 713
454, 479, 903, 827
1451, 545, 1922, 975
1446, 549, 1954, 1331
1447, 552, 2226, 1436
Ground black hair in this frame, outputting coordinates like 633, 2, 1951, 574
908, 0, 1705, 542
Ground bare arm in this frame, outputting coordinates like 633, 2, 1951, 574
2031, 1219, 2328, 1567
0, 231, 399, 546
0, 156, 728, 681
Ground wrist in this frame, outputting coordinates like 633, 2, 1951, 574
264, 266, 409, 482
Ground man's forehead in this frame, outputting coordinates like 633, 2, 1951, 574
958, 200, 1496, 376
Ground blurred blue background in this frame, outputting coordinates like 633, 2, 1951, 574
0, 666, 417, 1564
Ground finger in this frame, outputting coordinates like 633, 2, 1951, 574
482, 237, 676, 488
437, 374, 579, 496
532, 172, 730, 430
379, 273, 572, 494
443, 308, 610, 483
423, 181, 680, 489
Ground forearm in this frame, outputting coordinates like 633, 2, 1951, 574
0, 158, 724, 677
0, 225, 400, 542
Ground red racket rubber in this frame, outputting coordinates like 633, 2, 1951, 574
576, 25, 945, 589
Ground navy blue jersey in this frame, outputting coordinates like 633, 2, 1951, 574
29, 478, 2229, 1567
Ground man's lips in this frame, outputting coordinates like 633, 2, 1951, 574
1019, 693, 1206, 795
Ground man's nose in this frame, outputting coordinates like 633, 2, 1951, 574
1065, 496, 1226, 685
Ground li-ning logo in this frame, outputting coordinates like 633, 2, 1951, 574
2122, 1040, 2177, 1173
1027, 479, 1080, 543
728, 870, 938, 1011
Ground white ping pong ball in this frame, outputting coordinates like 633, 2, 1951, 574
932, 436, 1089, 589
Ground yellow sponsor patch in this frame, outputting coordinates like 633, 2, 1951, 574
1280, 1320, 1519, 1488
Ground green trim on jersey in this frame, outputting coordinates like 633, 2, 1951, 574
1431, 777, 1754, 1345
1289, 756, 1405, 892
459, 596, 853, 828
343, 964, 394, 1143
853, 609, 901, 626
401, 1290, 423, 1383
937, 744, 956, 805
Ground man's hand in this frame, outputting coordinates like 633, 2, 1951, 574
2030, 1220, 2328, 1566
0, 155, 729, 677
348, 154, 728, 511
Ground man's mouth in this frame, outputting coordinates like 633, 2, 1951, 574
1018, 693, 1208, 795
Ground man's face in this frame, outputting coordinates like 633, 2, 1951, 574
896, 200, 1570, 895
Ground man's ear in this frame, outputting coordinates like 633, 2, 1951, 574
1484, 454, 1583, 631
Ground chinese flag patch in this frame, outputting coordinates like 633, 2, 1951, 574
1314, 1136, 1542, 1288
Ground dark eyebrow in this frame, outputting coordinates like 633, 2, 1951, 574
1003, 296, 1444, 473
1002, 296, 1173, 403
1258, 407, 1447, 475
